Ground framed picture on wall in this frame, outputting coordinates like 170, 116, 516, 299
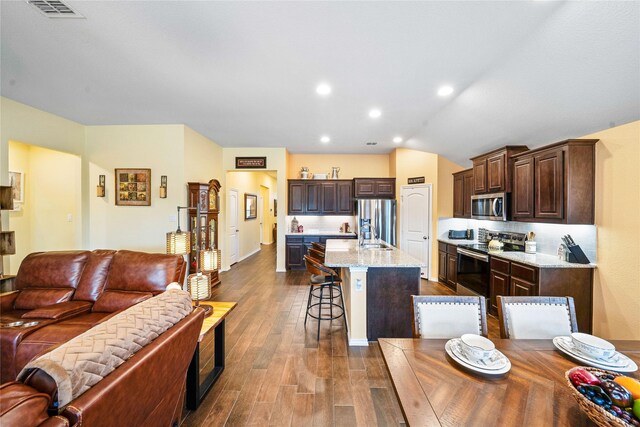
115, 168, 151, 206
8, 171, 24, 207
244, 193, 257, 220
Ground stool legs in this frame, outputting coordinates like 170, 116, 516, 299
305, 281, 345, 340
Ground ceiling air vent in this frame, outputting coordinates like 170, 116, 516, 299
365, 142, 378, 146
27, 0, 84, 18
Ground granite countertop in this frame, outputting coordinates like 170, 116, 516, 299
285, 231, 356, 236
324, 239, 424, 268
438, 238, 596, 269
489, 251, 597, 269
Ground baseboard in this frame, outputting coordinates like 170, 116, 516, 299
238, 247, 261, 263
276, 268, 286, 273
261, 241, 274, 245
347, 335, 369, 347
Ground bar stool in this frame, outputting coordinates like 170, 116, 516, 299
303, 255, 346, 340
311, 242, 326, 253
307, 247, 325, 263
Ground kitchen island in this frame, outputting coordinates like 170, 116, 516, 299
324, 239, 424, 346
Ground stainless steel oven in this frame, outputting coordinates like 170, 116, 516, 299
471, 192, 509, 221
456, 247, 490, 297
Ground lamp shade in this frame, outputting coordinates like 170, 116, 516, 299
200, 249, 219, 272
187, 272, 211, 302
166, 231, 190, 255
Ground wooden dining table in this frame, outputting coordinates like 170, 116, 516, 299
379, 338, 640, 427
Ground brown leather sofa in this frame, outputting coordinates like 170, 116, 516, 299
0, 249, 186, 383
0, 306, 205, 427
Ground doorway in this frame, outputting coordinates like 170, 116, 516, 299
400, 185, 432, 279
227, 189, 239, 265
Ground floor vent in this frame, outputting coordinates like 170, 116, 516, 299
27, 0, 84, 18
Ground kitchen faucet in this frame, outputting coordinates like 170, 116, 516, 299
359, 220, 378, 246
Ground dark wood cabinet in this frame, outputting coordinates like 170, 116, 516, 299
471, 146, 528, 194
336, 181, 354, 214
512, 157, 534, 219
287, 180, 354, 215
489, 255, 593, 332
187, 180, 221, 287
354, 178, 396, 199
446, 253, 457, 288
534, 148, 564, 220
437, 241, 458, 291
512, 139, 597, 224
453, 169, 473, 218
487, 152, 506, 193
288, 182, 305, 215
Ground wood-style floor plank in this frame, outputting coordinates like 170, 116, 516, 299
183, 244, 500, 426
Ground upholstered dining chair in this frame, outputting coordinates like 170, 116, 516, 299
497, 296, 579, 339
411, 295, 488, 339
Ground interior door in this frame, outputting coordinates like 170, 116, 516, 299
401, 185, 431, 279
228, 189, 239, 265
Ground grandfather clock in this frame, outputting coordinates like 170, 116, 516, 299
187, 179, 221, 287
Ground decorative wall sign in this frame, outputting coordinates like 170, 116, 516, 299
408, 176, 426, 185
115, 168, 151, 206
244, 193, 257, 220
236, 157, 267, 169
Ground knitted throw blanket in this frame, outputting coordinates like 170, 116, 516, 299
17, 289, 193, 408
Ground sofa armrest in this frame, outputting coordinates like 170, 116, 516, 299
0, 381, 52, 427
1, 291, 19, 311
21, 301, 93, 320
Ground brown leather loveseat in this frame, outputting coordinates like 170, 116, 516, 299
0, 249, 186, 383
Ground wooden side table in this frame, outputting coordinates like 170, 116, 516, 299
186, 301, 237, 410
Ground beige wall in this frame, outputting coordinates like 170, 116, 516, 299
392, 148, 465, 278
223, 148, 288, 271
287, 154, 389, 179
6, 142, 31, 273
586, 121, 640, 340
85, 125, 185, 252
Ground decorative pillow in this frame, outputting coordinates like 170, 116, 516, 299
417, 302, 481, 339
505, 303, 572, 339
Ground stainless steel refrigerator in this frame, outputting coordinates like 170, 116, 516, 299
356, 199, 397, 246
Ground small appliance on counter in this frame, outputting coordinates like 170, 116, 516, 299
560, 235, 591, 264
448, 229, 474, 240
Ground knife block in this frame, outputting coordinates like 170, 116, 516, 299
566, 243, 590, 264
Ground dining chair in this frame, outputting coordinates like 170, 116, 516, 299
497, 296, 579, 339
411, 295, 488, 339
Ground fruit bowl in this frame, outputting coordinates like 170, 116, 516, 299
565, 367, 638, 427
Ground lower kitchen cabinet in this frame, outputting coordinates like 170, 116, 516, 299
488, 255, 594, 332
437, 241, 458, 291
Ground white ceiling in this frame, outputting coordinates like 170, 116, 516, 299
1, 1, 638, 166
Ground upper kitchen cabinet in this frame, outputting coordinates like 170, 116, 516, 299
471, 146, 529, 194
512, 139, 598, 224
453, 169, 473, 218
353, 178, 396, 199
287, 180, 354, 215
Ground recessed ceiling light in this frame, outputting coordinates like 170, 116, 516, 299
393, 137, 403, 144
369, 109, 382, 119
316, 83, 332, 96
320, 136, 331, 143
437, 86, 454, 97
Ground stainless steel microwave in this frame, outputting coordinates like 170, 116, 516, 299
471, 192, 510, 221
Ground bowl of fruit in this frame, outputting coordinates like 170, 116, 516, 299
566, 367, 640, 426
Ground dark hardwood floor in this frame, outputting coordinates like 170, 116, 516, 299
183, 244, 499, 426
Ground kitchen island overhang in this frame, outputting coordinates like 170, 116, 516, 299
324, 239, 425, 346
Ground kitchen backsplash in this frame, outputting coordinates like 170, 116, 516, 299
286, 215, 355, 233
438, 217, 597, 262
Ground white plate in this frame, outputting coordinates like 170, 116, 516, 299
553, 336, 638, 373
445, 339, 511, 375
